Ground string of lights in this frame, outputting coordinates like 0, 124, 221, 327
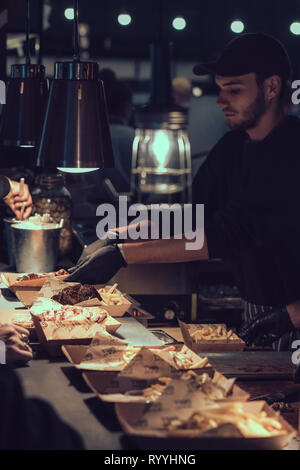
62, 7, 300, 35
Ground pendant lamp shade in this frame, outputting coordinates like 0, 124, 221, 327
37, 61, 114, 170
0, 64, 48, 147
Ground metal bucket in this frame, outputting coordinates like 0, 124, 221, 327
4, 218, 18, 266
10, 223, 61, 273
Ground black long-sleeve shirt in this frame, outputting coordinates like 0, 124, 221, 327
0, 176, 10, 199
0, 367, 84, 450
192, 115, 300, 307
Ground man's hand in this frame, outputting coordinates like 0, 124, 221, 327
238, 309, 294, 346
0, 324, 33, 363
4, 180, 32, 220
66, 244, 127, 284
75, 222, 145, 267
69, 231, 208, 284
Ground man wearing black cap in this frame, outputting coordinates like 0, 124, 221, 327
67, 33, 300, 349
193, 32, 290, 137
190, 33, 300, 348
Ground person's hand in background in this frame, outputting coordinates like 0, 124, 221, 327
0, 324, 33, 363
3, 179, 32, 220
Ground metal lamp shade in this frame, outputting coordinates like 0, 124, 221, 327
0, 64, 48, 147
37, 61, 114, 170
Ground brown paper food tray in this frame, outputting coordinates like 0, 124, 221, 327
33, 315, 120, 357
62, 343, 212, 374
82, 371, 130, 402
2, 273, 74, 308
179, 320, 245, 353
1, 272, 68, 288
62, 284, 131, 316
72, 343, 213, 373
92, 284, 132, 317
82, 368, 248, 404
11, 288, 42, 308
115, 401, 296, 450
11, 280, 131, 313
62, 344, 157, 370
62, 344, 89, 364
0, 308, 36, 341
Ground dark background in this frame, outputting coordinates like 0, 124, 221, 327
5, 0, 300, 73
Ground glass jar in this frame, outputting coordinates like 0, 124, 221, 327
32, 174, 72, 256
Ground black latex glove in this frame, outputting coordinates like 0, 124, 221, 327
238, 309, 294, 347
66, 244, 127, 284
76, 237, 117, 266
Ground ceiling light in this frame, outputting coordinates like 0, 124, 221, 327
172, 17, 186, 31
230, 20, 244, 34
64, 8, 74, 20
118, 13, 131, 26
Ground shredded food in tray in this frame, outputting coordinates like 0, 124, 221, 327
143, 377, 173, 401
16, 269, 67, 282
191, 325, 238, 342
98, 283, 125, 306
32, 304, 107, 324
142, 371, 227, 402
166, 402, 286, 437
162, 345, 209, 369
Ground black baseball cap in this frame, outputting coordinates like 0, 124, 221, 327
193, 33, 291, 80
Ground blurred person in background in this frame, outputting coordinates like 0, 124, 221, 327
172, 76, 193, 104
100, 68, 135, 190
0, 175, 33, 363
172, 76, 228, 176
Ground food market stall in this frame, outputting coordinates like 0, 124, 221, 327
1, 0, 300, 454
0, 276, 299, 450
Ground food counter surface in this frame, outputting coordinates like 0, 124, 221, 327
13, 351, 299, 450
16, 354, 125, 450
0, 284, 299, 450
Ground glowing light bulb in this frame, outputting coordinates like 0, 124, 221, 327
172, 17, 186, 31
64, 8, 74, 20
118, 13, 132, 26
192, 86, 203, 97
230, 20, 244, 34
150, 130, 172, 169
290, 22, 300, 35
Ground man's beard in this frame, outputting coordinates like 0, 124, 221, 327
228, 89, 267, 131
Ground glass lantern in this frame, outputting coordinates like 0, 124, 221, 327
131, 108, 192, 204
